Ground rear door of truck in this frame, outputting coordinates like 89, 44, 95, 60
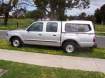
41, 21, 61, 46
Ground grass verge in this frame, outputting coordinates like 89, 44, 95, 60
95, 24, 105, 32
0, 19, 34, 30
95, 24, 105, 36
0, 39, 105, 59
0, 60, 105, 78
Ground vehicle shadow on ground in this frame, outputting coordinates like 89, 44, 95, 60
22, 44, 93, 57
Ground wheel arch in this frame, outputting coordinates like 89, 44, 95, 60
9, 36, 23, 43
62, 39, 80, 47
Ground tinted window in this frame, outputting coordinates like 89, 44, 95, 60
28, 22, 43, 31
46, 22, 58, 32
65, 23, 91, 32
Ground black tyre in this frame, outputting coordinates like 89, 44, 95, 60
63, 42, 77, 53
11, 37, 22, 47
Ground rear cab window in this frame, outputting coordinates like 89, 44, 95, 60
65, 23, 91, 32
46, 22, 58, 32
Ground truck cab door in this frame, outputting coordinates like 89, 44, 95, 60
42, 21, 61, 46
23, 22, 44, 45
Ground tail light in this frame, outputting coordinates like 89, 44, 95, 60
93, 36, 97, 48
93, 36, 96, 43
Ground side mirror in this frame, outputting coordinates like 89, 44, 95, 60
26, 28, 30, 32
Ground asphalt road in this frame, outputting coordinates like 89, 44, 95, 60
0, 30, 105, 48
96, 36, 105, 48
0, 30, 8, 39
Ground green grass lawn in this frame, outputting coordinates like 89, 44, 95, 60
95, 24, 105, 32
0, 60, 104, 78
0, 18, 34, 30
95, 24, 105, 36
0, 39, 105, 59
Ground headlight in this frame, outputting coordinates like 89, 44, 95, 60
6, 31, 10, 36
6, 32, 9, 36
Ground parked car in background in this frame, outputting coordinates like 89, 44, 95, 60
6, 20, 97, 53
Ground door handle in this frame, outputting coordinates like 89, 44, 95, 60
53, 34, 56, 36
38, 34, 42, 36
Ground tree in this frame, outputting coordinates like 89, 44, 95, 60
13, 8, 26, 18
94, 9, 102, 24
33, 0, 90, 20
100, 4, 105, 24
86, 15, 95, 22
78, 12, 86, 20
26, 9, 44, 20
94, 4, 105, 24
0, 0, 18, 25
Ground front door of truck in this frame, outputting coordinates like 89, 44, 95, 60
23, 22, 44, 45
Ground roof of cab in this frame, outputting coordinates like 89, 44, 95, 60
36, 20, 92, 24
65, 20, 92, 24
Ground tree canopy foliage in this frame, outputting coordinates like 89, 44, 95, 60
0, 0, 18, 25
94, 4, 105, 24
33, 0, 90, 20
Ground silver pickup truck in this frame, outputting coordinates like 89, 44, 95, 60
6, 20, 96, 53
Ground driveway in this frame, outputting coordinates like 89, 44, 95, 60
0, 30, 8, 39
0, 30, 105, 48
0, 49, 105, 73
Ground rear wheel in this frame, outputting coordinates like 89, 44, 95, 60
63, 42, 77, 53
11, 37, 22, 47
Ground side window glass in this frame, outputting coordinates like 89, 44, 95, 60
28, 22, 43, 32
78, 24, 91, 32
65, 23, 91, 32
46, 22, 58, 32
65, 24, 78, 32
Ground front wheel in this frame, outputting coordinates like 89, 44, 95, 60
63, 42, 77, 53
11, 37, 22, 47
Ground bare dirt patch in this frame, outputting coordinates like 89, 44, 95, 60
0, 69, 7, 77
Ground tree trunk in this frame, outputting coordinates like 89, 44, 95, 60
4, 12, 9, 25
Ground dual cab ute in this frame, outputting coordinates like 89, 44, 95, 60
6, 20, 96, 53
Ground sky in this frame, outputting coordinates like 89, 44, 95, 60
1, 0, 105, 16
65, 0, 105, 16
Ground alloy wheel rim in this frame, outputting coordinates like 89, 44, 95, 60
13, 39, 20, 47
66, 45, 74, 53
